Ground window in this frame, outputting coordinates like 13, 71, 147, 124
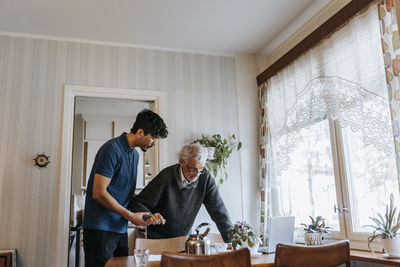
271, 119, 340, 231
265, 3, 399, 249
340, 124, 399, 238
271, 117, 399, 246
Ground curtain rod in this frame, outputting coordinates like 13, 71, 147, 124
256, 0, 374, 86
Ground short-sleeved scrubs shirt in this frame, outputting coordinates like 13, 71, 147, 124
83, 132, 139, 233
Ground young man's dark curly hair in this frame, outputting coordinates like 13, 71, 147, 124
130, 109, 168, 139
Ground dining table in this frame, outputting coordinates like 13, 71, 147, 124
105, 253, 275, 267
106, 249, 400, 267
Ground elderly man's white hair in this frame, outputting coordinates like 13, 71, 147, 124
178, 144, 207, 165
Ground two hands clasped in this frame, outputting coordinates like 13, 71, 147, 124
127, 212, 166, 226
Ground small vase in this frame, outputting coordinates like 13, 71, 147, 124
380, 238, 400, 257
241, 240, 260, 255
304, 232, 323, 246
206, 147, 215, 160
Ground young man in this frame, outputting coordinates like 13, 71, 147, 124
129, 144, 232, 243
83, 109, 168, 267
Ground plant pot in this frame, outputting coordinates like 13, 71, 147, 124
304, 232, 323, 246
380, 238, 400, 257
241, 240, 260, 255
206, 147, 215, 160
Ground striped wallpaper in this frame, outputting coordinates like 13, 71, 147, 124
0, 35, 245, 267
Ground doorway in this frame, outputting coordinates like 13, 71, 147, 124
57, 85, 164, 267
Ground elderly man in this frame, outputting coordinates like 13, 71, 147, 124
129, 144, 232, 242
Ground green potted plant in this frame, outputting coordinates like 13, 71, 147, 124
192, 134, 242, 186
229, 221, 260, 255
301, 216, 331, 246
364, 194, 400, 257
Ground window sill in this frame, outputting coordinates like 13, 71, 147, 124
351, 250, 400, 266
295, 237, 373, 251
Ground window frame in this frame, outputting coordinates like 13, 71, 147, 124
328, 119, 348, 241
285, 118, 397, 250
319, 119, 395, 250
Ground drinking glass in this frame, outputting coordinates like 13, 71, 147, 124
214, 242, 228, 253
134, 248, 149, 266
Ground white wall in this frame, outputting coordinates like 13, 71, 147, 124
190, 54, 259, 237
234, 54, 259, 231
256, 0, 350, 74
0, 34, 258, 267
75, 97, 152, 118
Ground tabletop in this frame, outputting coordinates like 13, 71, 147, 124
106, 250, 400, 267
105, 253, 275, 267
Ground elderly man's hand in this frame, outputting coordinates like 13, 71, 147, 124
145, 213, 166, 225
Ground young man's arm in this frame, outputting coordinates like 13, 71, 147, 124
92, 173, 149, 226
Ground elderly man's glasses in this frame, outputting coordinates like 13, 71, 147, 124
183, 160, 205, 175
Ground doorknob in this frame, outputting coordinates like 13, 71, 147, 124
334, 205, 349, 213
334, 205, 341, 213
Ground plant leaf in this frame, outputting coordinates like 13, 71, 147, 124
212, 168, 218, 178
248, 240, 254, 247
237, 142, 242, 150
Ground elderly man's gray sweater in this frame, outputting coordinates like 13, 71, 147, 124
128, 163, 232, 242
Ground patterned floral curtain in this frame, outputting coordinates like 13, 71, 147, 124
258, 82, 270, 244
378, 0, 400, 180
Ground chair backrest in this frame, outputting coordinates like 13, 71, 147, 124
135, 236, 187, 255
274, 240, 351, 267
160, 248, 251, 267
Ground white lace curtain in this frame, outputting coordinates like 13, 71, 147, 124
266, 3, 392, 176
273, 76, 393, 175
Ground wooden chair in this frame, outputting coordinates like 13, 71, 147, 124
274, 240, 350, 267
160, 248, 251, 267
134, 236, 187, 255
0, 250, 16, 267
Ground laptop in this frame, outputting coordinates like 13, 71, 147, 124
260, 216, 295, 254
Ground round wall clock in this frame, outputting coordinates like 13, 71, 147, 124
34, 153, 50, 168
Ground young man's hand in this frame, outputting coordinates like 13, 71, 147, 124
145, 213, 166, 225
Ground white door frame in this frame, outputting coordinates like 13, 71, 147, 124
56, 85, 164, 267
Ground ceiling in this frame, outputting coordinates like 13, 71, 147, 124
0, 0, 329, 55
